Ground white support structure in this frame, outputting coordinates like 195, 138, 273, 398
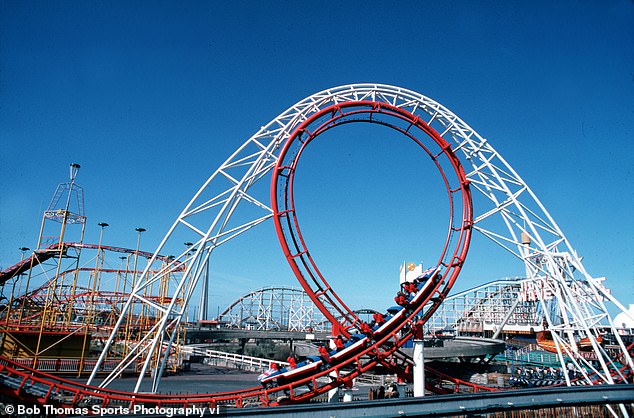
218, 286, 329, 331
413, 339, 425, 397
86, 84, 633, 392
426, 278, 543, 335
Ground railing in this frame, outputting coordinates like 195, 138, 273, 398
10, 358, 130, 373
499, 346, 561, 367
183, 345, 389, 385
184, 346, 285, 373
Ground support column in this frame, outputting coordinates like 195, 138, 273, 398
412, 318, 426, 397
342, 387, 353, 402
413, 339, 425, 397
327, 372, 339, 403
327, 338, 339, 402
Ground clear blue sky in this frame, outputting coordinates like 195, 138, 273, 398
1, 1, 632, 316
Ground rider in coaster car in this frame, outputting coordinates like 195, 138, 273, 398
258, 362, 281, 386
372, 312, 386, 327
286, 355, 297, 370
359, 321, 373, 336
394, 291, 409, 307
334, 335, 346, 351
318, 345, 331, 367
403, 281, 418, 299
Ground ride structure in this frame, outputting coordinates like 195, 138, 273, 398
0, 84, 631, 412
0, 165, 188, 376
91, 84, 632, 390
217, 287, 329, 332
88, 84, 632, 393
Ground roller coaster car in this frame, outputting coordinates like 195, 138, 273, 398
329, 334, 368, 363
416, 265, 441, 282
373, 269, 440, 341
373, 306, 407, 340
258, 335, 370, 388
259, 267, 443, 389
408, 272, 437, 305
258, 356, 322, 388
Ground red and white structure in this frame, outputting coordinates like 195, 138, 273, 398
85, 84, 632, 395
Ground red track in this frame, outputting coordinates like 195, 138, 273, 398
0, 101, 482, 409
0, 242, 184, 285
0, 243, 61, 285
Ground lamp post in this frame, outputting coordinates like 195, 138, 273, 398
132, 228, 146, 289
97, 222, 109, 237
94, 223, 109, 299
94, 223, 109, 286
118, 255, 127, 294
97, 223, 109, 265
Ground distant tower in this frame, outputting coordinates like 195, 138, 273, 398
37, 163, 86, 249
0, 164, 89, 369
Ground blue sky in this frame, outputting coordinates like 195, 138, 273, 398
1, 1, 632, 316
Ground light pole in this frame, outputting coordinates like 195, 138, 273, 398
132, 228, 146, 289
94, 222, 109, 286
184, 242, 193, 256
97, 223, 109, 267
97, 223, 109, 239
117, 256, 127, 295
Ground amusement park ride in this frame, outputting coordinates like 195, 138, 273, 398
0, 84, 631, 413
0, 164, 188, 376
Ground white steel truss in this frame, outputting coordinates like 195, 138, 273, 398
426, 278, 543, 335
87, 84, 633, 393
218, 287, 328, 332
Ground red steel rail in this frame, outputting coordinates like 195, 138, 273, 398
0, 101, 479, 410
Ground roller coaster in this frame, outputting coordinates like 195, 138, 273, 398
0, 84, 632, 414
217, 287, 330, 332
0, 241, 187, 376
